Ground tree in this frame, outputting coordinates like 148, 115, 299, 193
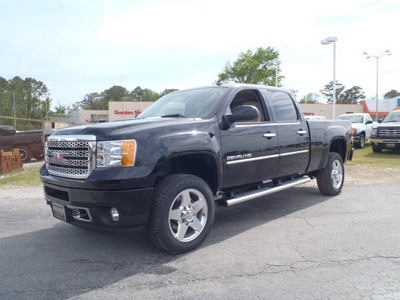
217, 47, 283, 86
160, 89, 178, 97
53, 104, 68, 115
0, 76, 52, 128
338, 86, 365, 104
141, 89, 160, 102
104, 85, 128, 101
300, 93, 320, 103
320, 81, 345, 103
79, 92, 107, 110
384, 89, 400, 99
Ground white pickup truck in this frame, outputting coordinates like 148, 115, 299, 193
337, 113, 374, 148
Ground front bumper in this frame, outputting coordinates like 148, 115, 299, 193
370, 138, 400, 150
43, 181, 154, 228
40, 164, 157, 228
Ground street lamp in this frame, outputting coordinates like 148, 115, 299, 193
267, 66, 278, 87
363, 49, 391, 121
321, 36, 338, 119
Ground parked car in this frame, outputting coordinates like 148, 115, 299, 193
370, 110, 400, 153
337, 113, 374, 148
304, 115, 327, 121
0, 125, 53, 163
41, 84, 353, 253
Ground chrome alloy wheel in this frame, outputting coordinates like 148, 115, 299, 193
330, 159, 343, 189
168, 188, 208, 242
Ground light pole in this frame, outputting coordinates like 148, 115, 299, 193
363, 50, 391, 121
321, 37, 338, 119
267, 66, 278, 87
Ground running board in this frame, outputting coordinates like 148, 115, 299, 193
221, 177, 311, 207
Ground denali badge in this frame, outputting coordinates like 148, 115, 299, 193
227, 153, 252, 161
50, 152, 69, 164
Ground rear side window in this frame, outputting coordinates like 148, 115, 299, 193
266, 91, 298, 122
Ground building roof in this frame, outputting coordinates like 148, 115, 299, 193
360, 97, 400, 115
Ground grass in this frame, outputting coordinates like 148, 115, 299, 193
0, 166, 42, 189
347, 141, 400, 168
0, 142, 399, 189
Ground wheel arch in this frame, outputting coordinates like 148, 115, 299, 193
156, 152, 220, 195
329, 137, 347, 162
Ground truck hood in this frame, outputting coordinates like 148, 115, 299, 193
376, 122, 400, 128
51, 117, 209, 140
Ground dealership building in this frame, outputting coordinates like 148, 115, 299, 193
48, 97, 400, 128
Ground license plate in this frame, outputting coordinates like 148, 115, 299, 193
52, 203, 66, 221
386, 143, 396, 148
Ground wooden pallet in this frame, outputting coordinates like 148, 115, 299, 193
0, 149, 23, 175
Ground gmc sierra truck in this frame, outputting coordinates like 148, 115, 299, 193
40, 84, 353, 253
370, 110, 400, 152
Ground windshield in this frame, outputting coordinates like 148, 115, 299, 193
138, 87, 227, 119
337, 115, 363, 123
383, 111, 400, 123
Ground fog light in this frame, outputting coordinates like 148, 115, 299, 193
110, 207, 120, 222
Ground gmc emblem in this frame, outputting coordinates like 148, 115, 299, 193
50, 152, 69, 164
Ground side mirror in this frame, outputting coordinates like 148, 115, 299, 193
366, 120, 373, 124
225, 105, 260, 126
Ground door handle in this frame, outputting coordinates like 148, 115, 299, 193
263, 132, 276, 139
297, 130, 307, 136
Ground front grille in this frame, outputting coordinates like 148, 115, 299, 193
378, 128, 400, 138
46, 135, 96, 179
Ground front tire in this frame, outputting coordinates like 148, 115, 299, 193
146, 174, 215, 254
316, 152, 345, 196
34, 152, 45, 161
372, 145, 382, 153
357, 133, 365, 148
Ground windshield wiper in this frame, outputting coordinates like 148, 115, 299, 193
161, 114, 186, 118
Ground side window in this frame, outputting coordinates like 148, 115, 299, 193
227, 90, 268, 122
266, 91, 298, 122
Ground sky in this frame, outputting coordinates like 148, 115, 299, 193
1, 0, 399, 109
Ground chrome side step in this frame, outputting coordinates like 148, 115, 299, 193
221, 177, 311, 207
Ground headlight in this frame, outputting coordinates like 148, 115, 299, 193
96, 140, 137, 167
371, 128, 377, 137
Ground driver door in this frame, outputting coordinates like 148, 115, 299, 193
220, 89, 279, 188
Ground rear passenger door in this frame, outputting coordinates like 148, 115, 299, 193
263, 90, 310, 177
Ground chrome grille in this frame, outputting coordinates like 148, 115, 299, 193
378, 128, 400, 137
46, 135, 96, 179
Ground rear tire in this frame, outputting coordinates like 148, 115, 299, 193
316, 152, 345, 196
19, 146, 32, 163
146, 174, 215, 254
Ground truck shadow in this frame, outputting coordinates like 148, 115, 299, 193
0, 185, 330, 299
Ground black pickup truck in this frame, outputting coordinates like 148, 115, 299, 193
0, 125, 52, 163
40, 84, 353, 253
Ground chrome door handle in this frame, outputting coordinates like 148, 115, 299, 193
263, 132, 276, 139
297, 130, 307, 135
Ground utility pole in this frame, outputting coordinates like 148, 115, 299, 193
13, 92, 16, 129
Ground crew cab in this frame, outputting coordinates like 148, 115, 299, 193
370, 110, 400, 152
337, 113, 374, 148
0, 125, 52, 163
40, 84, 353, 253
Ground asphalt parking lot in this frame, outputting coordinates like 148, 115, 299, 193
1, 181, 400, 299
